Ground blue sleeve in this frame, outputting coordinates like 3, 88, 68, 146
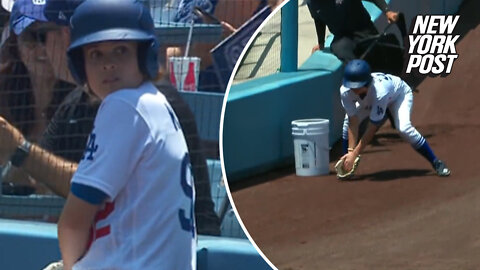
71, 182, 109, 205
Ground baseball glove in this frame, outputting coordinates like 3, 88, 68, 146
335, 155, 361, 180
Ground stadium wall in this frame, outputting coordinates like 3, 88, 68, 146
0, 219, 271, 270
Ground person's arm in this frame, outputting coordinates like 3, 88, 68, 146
340, 91, 361, 150
58, 192, 101, 270
23, 144, 76, 197
306, 0, 326, 53
366, 0, 388, 13
347, 115, 360, 150
220, 21, 236, 36
312, 18, 326, 53
366, 0, 398, 23
343, 121, 380, 171
352, 121, 380, 156
0, 116, 75, 197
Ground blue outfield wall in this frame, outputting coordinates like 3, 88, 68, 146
223, 0, 464, 182
224, 52, 344, 181
0, 219, 271, 270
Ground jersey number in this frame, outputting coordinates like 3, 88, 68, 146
178, 153, 195, 237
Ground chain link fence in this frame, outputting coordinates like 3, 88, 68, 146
233, 7, 281, 83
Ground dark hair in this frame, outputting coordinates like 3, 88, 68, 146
0, 26, 75, 139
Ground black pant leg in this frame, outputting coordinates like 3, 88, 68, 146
330, 36, 357, 64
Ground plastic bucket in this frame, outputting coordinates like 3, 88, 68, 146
291, 119, 330, 176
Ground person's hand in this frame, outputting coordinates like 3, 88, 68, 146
311, 43, 324, 54
341, 152, 357, 172
386, 10, 399, 24
0, 116, 24, 164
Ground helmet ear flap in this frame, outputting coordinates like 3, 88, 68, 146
138, 40, 159, 80
68, 48, 86, 85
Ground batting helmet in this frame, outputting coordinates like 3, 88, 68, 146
342, 59, 372, 89
67, 0, 159, 85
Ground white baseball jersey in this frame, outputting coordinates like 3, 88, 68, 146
71, 81, 196, 270
340, 72, 404, 124
341, 72, 424, 147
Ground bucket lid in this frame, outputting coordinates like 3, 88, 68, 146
292, 118, 329, 128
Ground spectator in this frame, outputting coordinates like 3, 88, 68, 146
0, 8, 74, 142
306, 0, 399, 63
0, 5, 75, 191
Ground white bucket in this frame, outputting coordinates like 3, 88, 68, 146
291, 119, 330, 176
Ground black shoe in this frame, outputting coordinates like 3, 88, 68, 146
433, 160, 451, 177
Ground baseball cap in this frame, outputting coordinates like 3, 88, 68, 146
9, 0, 48, 35
44, 0, 83, 26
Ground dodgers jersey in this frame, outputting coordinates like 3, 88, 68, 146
71, 82, 196, 270
340, 73, 405, 124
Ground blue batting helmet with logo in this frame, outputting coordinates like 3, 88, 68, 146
342, 59, 372, 89
67, 0, 159, 85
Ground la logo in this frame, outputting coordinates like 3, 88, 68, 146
32, 0, 46, 5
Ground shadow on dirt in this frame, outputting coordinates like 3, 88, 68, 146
343, 169, 432, 182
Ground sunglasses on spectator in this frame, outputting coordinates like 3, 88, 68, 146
18, 25, 60, 46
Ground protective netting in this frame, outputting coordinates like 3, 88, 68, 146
233, 6, 281, 83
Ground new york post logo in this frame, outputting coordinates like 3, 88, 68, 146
406, 15, 460, 75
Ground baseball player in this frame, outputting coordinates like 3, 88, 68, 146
57, 1, 195, 269
339, 59, 450, 177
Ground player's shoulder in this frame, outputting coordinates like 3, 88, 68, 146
105, 82, 165, 105
371, 73, 394, 95
98, 82, 167, 119
371, 72, 401, 85
340, 85, 351, 96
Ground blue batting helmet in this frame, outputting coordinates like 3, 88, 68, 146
342, 59, 372, 89
67, 0, 159, 85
